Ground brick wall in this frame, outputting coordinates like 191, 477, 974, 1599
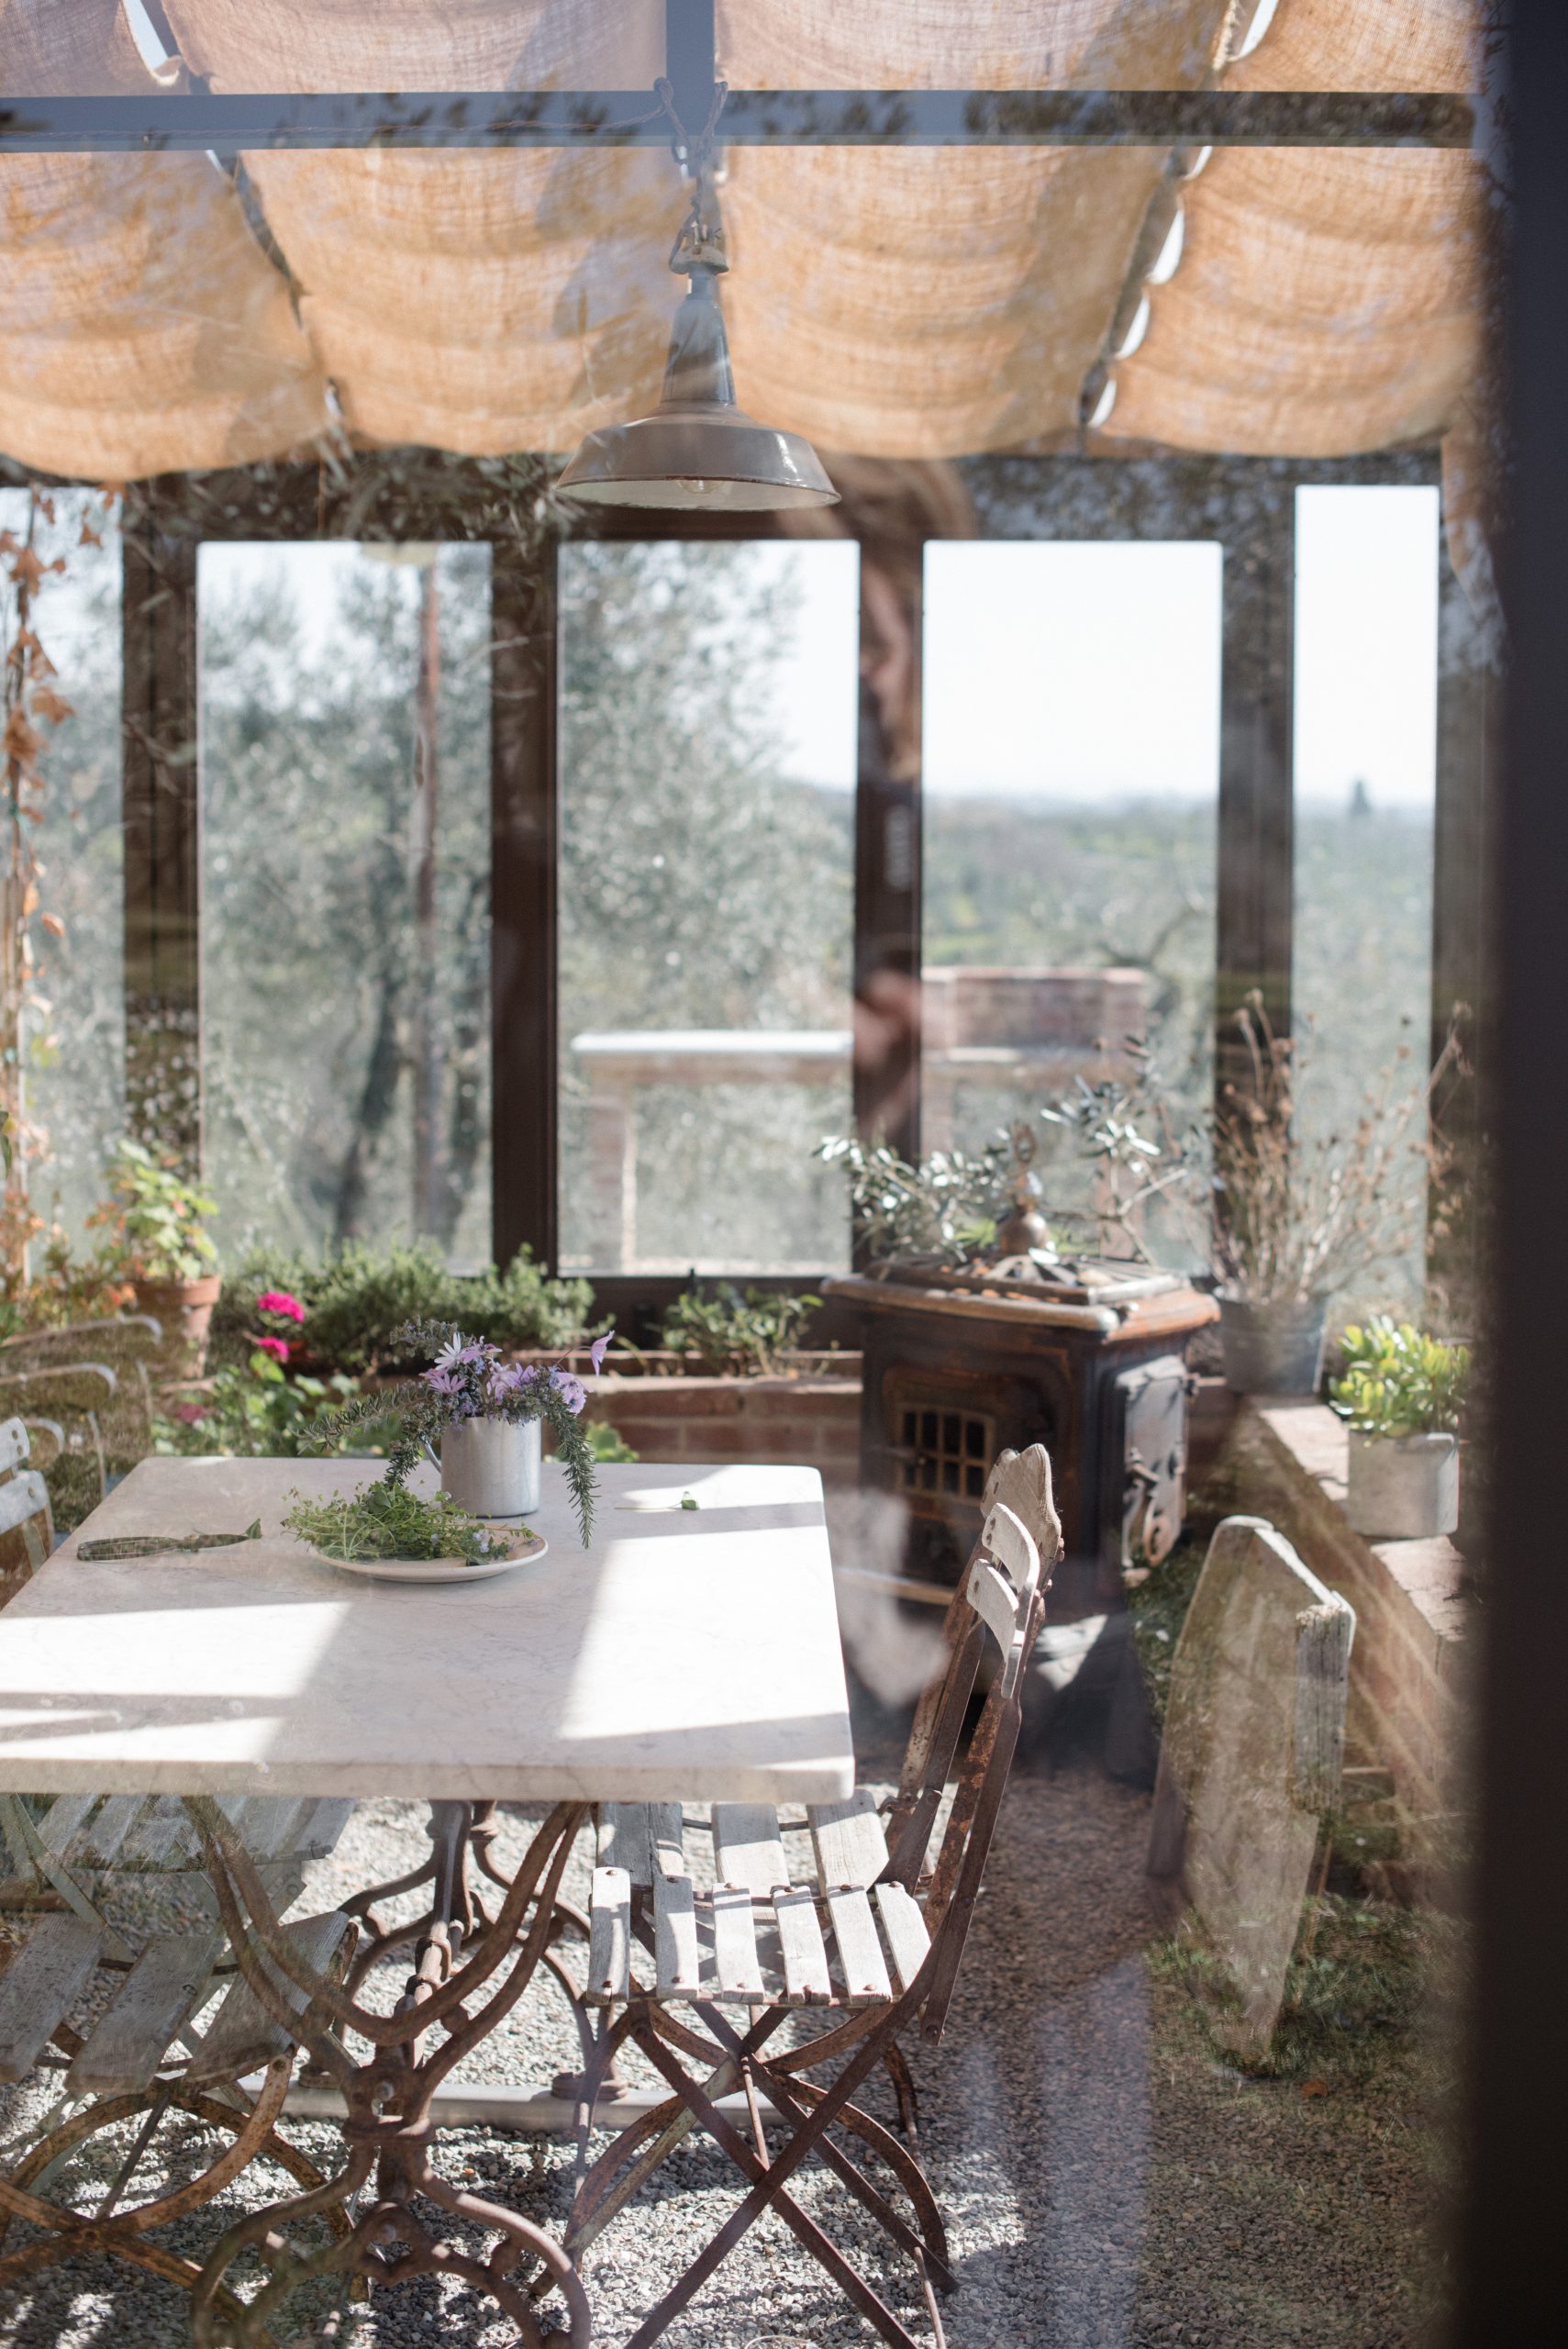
583, 1371, 862, 1486
1225, 1399, 1472, 1881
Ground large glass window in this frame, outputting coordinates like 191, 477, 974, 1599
0, 486, 123, 1246
200, 542, 492, 1261
558, 540, 858, 1274
1293, 484, 1440, 1319
922, 538, 1222, 1233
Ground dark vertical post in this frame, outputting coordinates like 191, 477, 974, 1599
1428, 540, 1499, 1330
490, 530, 558, 1271
664, 0, 717, 121
121, 499, 201, 1174
1215, 488, 1295, 1097
1456, 6, 1568, 2340
853, 532, 923, 1164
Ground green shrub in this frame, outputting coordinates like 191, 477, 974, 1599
1329, 1317, 1470, 1439
212, 1243, 594, 1374
153, 1353, 388, 1460
584, 1419, 639, 1464
661, 1284, 820, 1377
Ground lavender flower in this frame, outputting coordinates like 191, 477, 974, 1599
550, 1368, 587, 1414
589, 1330, 615, 1375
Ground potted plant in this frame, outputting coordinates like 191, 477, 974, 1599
97, 1141, 220, 1375
1207, 996, 1460, 1396
1329, 1318, 1469, 1539
311, 1320, 611, 1542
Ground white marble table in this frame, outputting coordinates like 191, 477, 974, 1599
0, 1455, 854, 1805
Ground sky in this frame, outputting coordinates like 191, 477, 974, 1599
203, 481, 1440, 811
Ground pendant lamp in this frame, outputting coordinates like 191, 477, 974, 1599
559, 100, 838, 513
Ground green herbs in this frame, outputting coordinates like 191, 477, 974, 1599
99, 1141, 217, 1284
1329, 1318, 1470, 1439
284, 1481, 512, 1564
660, 1284, 820, 1376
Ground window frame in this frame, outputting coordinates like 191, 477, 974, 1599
99, 444, 1482, 1329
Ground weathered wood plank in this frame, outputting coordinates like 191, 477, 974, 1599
294, 1797, 356, 1860
66, 1792, 144, 1868
597, 1803, 683, 1887
184, 1912, 353, 2086
36, 1793, 97, 1858
586, 1865, 631, 2004
709, 1886, 766, 2004
118, 1795, 189, 1871
653, 1873, 702, 2000
873, 1881, 930, 1993
712, 1804, 787, 1894
70, 1932, 222, 2096
773, 1884, 832, 2005
0, 1916, 103, 2081
826, 1886, 892, 2007
966, 1557, 1021, 1653
808, 1788, 887, 1889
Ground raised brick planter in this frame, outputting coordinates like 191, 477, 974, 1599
583, 1361, 862, 1486
1223, 1397, 1472, 1881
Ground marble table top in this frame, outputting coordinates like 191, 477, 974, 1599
0, 1457, 854, 1804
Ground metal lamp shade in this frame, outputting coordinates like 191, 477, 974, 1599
559, 404, 838, 510
559, 268, 839, 511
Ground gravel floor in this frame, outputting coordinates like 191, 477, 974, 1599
0, 1764, 1444, 2349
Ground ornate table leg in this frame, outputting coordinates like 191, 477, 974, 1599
186, 1797, 593, 2349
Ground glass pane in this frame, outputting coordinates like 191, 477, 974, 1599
1293, 484, 1440, 1319
923, 538, 1222, 1246
558, 540, 857, 1274
200, 542, 492, 1260
0, 486, 123, 1248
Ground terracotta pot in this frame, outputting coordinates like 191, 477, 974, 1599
440, 1417, 541, 1520
1218, 1295, 1329, 1396
134, 1273, 222, 1378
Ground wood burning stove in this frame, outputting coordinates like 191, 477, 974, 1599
826, 1263, 1218, 1618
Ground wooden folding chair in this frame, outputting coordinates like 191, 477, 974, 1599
0, 1419, 52, 1604
570, 1442, 1060, 2349
0, 1788, 356, 2328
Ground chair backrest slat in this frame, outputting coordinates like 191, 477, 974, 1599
881, 1443, 1059, 2042
884, 1447, 1059, 1895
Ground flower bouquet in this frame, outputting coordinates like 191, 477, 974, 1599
306, 1319, 611, 1549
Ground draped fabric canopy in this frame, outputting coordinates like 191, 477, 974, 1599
0, 0, 1485, 481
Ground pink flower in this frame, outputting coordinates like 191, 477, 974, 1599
256, 1290, 306, 1323
255, 1335, 290, 1363
589, 1330, 615, 1375
173, 1401, 206, 1424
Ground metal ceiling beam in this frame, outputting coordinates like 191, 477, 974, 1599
0, 88, 1475, 154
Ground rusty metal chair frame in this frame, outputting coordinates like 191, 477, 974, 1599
565, 1444, 1058, 2349
0, 1792, 357, 2337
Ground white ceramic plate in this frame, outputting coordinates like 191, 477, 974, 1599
319, 1531, 548, 1586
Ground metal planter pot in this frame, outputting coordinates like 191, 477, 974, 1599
1218, 1295, 1329, 1396
1346, 1428, 1460, 1540
439, 1417, 541, 1520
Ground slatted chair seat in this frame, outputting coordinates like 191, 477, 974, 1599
572, 1444, 1060, 2349
589, 1790, 927, 2012
0, 1798, 360, 2325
